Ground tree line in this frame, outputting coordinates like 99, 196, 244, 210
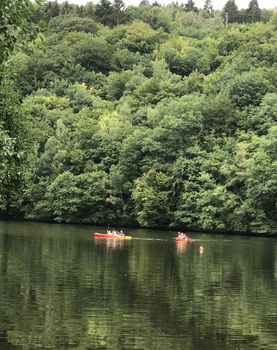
0, 0, 276, 234
32, 0, 270, 27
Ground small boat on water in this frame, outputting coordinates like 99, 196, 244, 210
94, 232, 132, 240
175, 237, 193, 242
175, 231, 192, 242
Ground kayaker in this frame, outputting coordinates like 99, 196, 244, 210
178, 231, 188, 239
107, 230, 112, 235
119, 230, 125, 236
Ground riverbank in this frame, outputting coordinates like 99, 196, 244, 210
1, 216, 276, 238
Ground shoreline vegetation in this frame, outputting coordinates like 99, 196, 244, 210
0, 1, 276, 236
1, 217, 276, 238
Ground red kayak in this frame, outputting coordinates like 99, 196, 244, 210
176, 237, 193, 242
94, 232, 132, 239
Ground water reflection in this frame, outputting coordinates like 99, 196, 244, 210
0, 221, 276, 350
175, 240, 189, 254
199, 246, 204, 255
94, 237, 127, 249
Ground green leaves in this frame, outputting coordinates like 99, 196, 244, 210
45, 171, 114, 223
0, 0, 36, 65
226, 71, 273, 109
132, 169, 172, 227
1, 1, 275, 234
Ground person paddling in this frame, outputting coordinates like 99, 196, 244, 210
177, 231, 188, 239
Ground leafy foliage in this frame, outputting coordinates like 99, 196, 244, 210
1, 0, 276, 234
0, 0, 36, 65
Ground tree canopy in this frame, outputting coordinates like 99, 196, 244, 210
0, 0, 276, 235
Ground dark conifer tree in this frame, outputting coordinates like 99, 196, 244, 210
222, 0, 239, 24
246, 0, 261, 22
185, 0, 198, 12
95, 0, 113, 26
77, 5, 85, 17
152, 1, 161, 6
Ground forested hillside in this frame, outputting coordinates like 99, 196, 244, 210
1, 0, 276, 234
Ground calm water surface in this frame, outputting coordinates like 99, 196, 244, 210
0, 221, 276, 350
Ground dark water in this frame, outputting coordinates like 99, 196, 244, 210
0, 221, 276, 350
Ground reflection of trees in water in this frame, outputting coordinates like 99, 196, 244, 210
0, 226, 276, 349
94, 237, 126, 250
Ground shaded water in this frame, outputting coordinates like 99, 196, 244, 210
0, 221, 276, 350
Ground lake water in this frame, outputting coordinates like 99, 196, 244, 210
0, 221, 276, 350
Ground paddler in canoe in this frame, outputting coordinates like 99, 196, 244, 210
107, 229, 125, 237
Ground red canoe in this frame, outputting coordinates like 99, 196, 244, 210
94, 232, 132, 239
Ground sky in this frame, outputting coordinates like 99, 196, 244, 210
55, 0, 277, 10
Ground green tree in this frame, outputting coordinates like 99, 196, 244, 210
117, 21, 166, 54
159, 37, 211, 76
226, 71, 273, 109
95, 0, 114, 26
0, 78, 32, 213
202, 95, 237, 135
0, 0, 35, 65
185, 0, 198, 12
246, 0, 261, 23
176, 170, 237, 231
132, 169, 172, 227
64, 32, 111, 73
77, 171, 116, 223
45, 171, 81, 222
104, 70, 134, 101
126, 4, 172, 32
47, 15, 100, 36
112, 0, 128, 25
248, 93, 277, 135
33, 1, 60, 23
222, 0, 239, 24
242, 127, 277, 233
111, 48, 140, 71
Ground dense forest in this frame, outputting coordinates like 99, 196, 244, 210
0, 0, 276, 234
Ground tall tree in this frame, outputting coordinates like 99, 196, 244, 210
222, 0, 239, 24
185, 0, 198, 12
246, 0, 261, 22
95, 0, 113, 26
112, 0, 127, 25
203, 0, 213, 13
